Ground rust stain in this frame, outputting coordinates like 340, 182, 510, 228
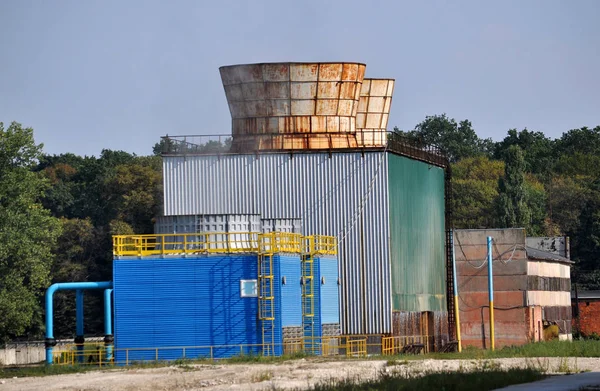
319, 63, 343, 81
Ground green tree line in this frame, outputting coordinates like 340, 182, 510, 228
1, 117, 599, 342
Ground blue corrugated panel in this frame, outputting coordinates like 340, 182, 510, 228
114, 255, 260, 362
277, 255, 302, 327
269, 254, 300, 356
319, 256, 340, 325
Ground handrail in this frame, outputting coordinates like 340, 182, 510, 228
113, 232, 337, 257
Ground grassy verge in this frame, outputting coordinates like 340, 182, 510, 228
392, 339, 600, 360
0, 365, 92, 378
307, 368, 545, 391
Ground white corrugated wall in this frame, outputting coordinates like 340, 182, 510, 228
163, 151, 391, 335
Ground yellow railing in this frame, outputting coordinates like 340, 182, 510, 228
113, 232, 261, 257
52, 335, 442, 366
113, 232, 337, 257
259, 232, 303, 254
308, 235, 338, 255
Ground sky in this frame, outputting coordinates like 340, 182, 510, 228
1, 0, 599, 157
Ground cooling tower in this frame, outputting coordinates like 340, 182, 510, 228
220, 62, 366, 151
356, 78, 395, 147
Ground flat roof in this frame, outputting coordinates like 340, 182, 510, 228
572, 290, 600, 300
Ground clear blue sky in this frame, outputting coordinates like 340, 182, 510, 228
1, 0, 599, 156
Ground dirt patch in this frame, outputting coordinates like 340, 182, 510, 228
3, 357, 600, 391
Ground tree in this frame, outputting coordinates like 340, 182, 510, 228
546, 175, 593, 235
555, 126, 600, 156
524, 175, 548, 236
103, 156, 162, 233
0, 122, 61, 341
494, 128, 555, 177
572, 180, 600, 270
495, 145, 530, 229
395, 114, 492, 162
451, 157, 504, 228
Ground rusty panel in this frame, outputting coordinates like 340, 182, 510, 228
459, 275, 527, 292
220, 62, 366, 152
460, 302, 529, 349
457, 258, 527, 277
290, 63, 319, 81
460, 291, 526, 308
356, 78, 395, 147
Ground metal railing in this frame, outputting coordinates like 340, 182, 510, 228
113, 232, 337, 257
158, 131, 449, 168
259, 232, 303, 254
113, 232, 260, 257
51, 334, 444, 366
307, 235, 338, 255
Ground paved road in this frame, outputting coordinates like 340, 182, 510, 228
496, 372, 600, 391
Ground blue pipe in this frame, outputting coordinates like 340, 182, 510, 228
75, 290, 84, 363
45, 281, 113, 364
104, 289, 113, 361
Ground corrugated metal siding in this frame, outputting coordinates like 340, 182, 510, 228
278, 255, 302, 327
163, 151, 391, 334
319, 256, 340, 324
114, 255, 260, 361
388, 154, 447, 312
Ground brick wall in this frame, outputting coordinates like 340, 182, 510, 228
573, 299, 600, 336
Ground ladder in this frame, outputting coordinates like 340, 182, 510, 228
302, 236, 316, 354
258, 239, 275, 356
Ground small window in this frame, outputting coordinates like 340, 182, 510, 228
240, 280, 258, 297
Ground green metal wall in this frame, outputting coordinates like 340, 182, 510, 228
388, 153, 447, 312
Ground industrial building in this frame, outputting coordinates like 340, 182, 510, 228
572, 290, 600, 337
45, 62, 455, 364
156, 62, 453, 348
454, 229, 573, 348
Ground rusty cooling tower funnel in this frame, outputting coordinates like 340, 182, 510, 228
219, 62, 366, 152
356, 78, 395, 147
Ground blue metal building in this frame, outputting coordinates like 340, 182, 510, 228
112, 234, 337, 361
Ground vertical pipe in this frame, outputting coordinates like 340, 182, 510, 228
487, 236, 495, 351
45, 286, 57, 364
75, 290, 85, 363
451, 230, 462, 352
104, 289, 114, 362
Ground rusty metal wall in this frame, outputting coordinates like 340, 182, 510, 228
219, 62, 367, 151
526, 237, 569, 259
162, 151, 391, 334
454, 229, 530, 348
356, 78, 395, 147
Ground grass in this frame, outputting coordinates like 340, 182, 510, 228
3, 340, 598, 380
0, 351, 310, 379
0, 365, 92, 379
223, 351, 310, 363
306, 368, 545, 391
389, 340, 600, 361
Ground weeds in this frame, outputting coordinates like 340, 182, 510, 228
305, 368, 545, 391
251, 370, 273, 382
385, 359, 409, 367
